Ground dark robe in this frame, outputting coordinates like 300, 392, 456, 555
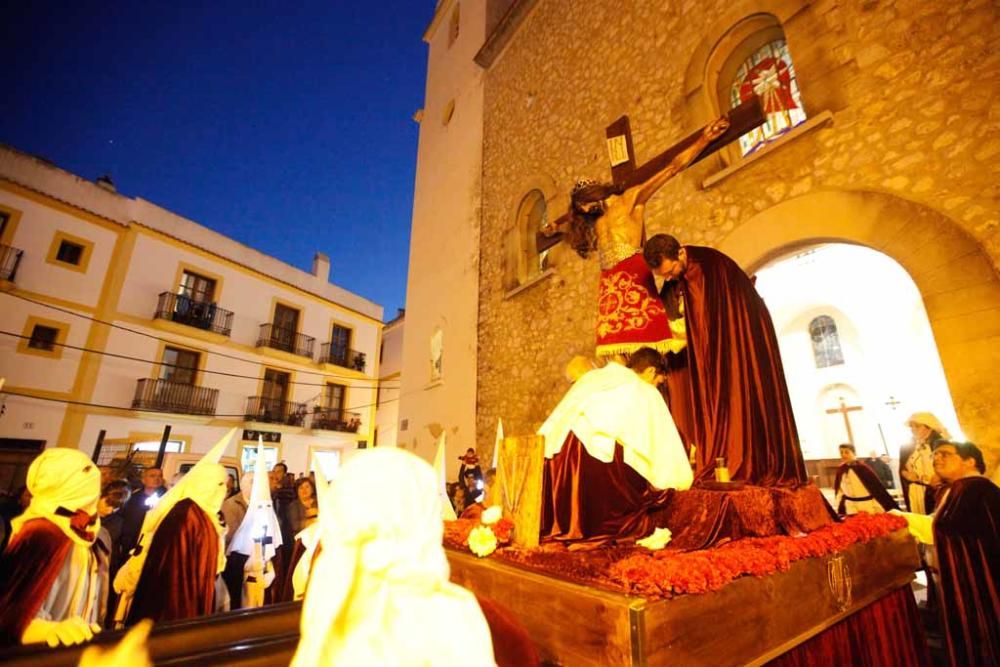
124, 498, 219, 626
541, 434, 670, 547
475, 594, 541, 667
660, 246, 807, 486
0, 519, 73, 645
933, 476, 1000, 666
833, 461, 899, 514
862, 456, 895, 489
119, 486, 167, 556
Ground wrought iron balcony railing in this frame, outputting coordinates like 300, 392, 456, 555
132, 378, 219, 416
319, 342, 367, 372
0, 243, 24, 282
245, 396, 308, 426
154, 292, 234, 336
312, 406, 362, 433
256, 324, 315, 359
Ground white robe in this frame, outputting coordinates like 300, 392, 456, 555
37, 543, 100, 626
538, 361, 693, 491
835, 468, 884, 515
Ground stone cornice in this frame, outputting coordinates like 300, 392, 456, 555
474, 0, 540, 69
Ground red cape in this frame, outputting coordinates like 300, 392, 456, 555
0, 519, 73, 645
125, 498, 219, 626
662, 246, 807, 486
833, 461, 899, 514
934, 476, 1000, 666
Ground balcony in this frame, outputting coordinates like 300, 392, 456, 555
0, 244, 23, 282
154, 292, 234, 337
311, 406, 361, 433
245, 396, 308, 427
319, 342, 367, 372
256, 324, 314, 359
132, 378, 219, 416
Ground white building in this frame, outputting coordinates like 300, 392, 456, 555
0, 146, 383, 487
373, 309, 404, 448
398, 0, 493, 477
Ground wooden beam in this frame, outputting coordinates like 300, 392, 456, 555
536, 96, 766, 254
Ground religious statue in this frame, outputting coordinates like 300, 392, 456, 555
542, 117, 730, 359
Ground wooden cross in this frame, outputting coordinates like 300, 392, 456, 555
826, 397, 864, 446
536, 96, 766, 253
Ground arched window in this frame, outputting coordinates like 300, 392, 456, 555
728, 38, 807, 156
503, 189, 549, 290
809, 315, 844, 368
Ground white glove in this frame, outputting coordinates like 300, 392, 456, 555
22, 617, 101, 647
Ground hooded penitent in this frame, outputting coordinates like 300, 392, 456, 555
0, 448, 102, 645
433, 432, 458, 521
227, 438, 283, 608
291, 448, 495, 667
113, 428, 235, 626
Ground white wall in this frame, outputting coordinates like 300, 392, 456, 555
398, 0, 485, 477
756, 244, 961, 459
374, 317, 403, 447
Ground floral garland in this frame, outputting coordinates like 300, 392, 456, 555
445, 513, 907, 600
609, 513, 907, 598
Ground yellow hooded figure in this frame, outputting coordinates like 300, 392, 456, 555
113, 429, 235, 627
0, 448, 102, 647
292, 448, 495, 666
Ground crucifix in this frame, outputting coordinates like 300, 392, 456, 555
884, 396, 901, 411
536, 96, 766, 253
826, 397, 864, 446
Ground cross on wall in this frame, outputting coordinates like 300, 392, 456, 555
826, 397, 864, 446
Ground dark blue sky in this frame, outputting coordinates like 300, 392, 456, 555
2, 2, 434, 319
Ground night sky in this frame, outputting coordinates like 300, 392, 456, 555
2, 1, 434, 319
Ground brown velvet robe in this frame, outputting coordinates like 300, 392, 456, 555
933, 476, 1000, 666
661, 246, 807, 486
0, 519, 73, 645
125, 498, 219, 626
541, 434, 670, 547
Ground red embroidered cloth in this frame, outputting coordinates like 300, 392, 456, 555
596, 252, 682, 357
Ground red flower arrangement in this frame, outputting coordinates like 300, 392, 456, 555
609, 513, 907, 599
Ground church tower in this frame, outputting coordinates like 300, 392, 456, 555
399, 1, 503, 470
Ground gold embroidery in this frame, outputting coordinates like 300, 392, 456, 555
597, 270, 667, 337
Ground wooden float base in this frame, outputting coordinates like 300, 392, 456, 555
447, 528, 920, 666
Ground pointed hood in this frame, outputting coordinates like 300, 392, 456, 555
141, 427, 235, 540
115, 428, 235, 600
228, 436, 283, 559
433, 432, 457, 521
492, 419, 504, 471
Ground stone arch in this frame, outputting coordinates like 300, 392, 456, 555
719, 189, 1000, 469
501, 173, 560, 291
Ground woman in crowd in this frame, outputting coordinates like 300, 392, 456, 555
287, 477, 319, 536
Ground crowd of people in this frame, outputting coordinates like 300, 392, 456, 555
0, 431, 323, 643
0, 435, 541, 666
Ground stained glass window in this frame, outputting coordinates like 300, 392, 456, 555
809, 315, 844, 368
730, 39, 807, 156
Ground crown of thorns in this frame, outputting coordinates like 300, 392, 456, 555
571, 178, 599, 195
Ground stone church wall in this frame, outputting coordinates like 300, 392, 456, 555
476, 0, 999, 464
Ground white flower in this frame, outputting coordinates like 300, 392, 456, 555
636, 527, 672, 551
468, 526, 498, 558
481, 505, 503, 526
